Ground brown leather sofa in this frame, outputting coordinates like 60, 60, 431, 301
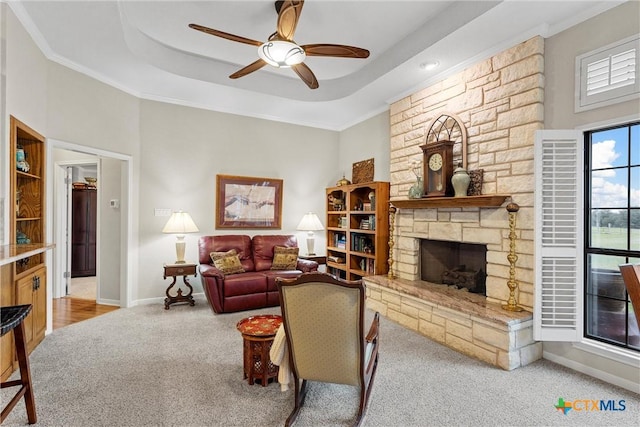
198, 235, 319, 313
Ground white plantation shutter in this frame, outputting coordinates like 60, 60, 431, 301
586, 49, 636, 96
534, 130, 583, 342
576, 35, 640, 111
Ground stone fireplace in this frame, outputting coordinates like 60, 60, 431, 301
363, 36, 546, 370
421, 239, 487, 295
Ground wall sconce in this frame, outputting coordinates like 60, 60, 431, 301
162, 210, 199, 264
296, 212, 324, 256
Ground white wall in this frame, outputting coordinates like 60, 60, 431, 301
543, 0, 640, 392
137, 100, 340, 300
545, 0, 640, 129
1, 3, 48, 245
337, 111, 390, 184
98, 157, 122, 303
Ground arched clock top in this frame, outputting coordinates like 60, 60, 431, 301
423, 112, 468, 169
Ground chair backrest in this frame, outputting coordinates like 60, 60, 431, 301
619, 263, 640, 325
277, 272, 366, 386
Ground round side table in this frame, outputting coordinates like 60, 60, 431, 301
236, 314, 282, 386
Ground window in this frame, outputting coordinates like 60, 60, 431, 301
585, 122, 640, 351
576, 35, 640, 112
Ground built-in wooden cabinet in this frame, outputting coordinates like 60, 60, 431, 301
15, 266, 47, 353
11, 117, 46, 273
326, 181, 390, 280
0, 264, 15, 380
1, 116, 48, 381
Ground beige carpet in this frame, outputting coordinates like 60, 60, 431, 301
2, 298, 639, 426
68, 276, 96, 300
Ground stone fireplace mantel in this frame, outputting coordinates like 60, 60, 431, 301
390, 194, 510, 209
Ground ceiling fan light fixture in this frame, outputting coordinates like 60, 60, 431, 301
258, 40, 306, 68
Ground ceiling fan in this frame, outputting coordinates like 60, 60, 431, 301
189, 0, 369, 89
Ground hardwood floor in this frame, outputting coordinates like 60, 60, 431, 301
52, 297, 119, 330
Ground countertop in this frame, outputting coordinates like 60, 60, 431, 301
0, 243, 55, 267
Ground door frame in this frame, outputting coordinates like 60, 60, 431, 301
53, 159, 99, 299
46, 139, 134, 335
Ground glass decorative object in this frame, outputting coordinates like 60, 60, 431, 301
16, 145, 30, 173
408, 176, 424, 199
407, 157, 423, 199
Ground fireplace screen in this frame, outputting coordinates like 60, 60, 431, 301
420, 240, 487, 294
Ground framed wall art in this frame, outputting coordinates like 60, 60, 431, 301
216, 174, 283, 229
352, 158, 374, 184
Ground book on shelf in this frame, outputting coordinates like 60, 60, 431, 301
358, 258, 376, 274
327, 255, 345, 264
351, 235, 373, 253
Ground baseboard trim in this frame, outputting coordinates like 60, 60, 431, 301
133, 292, 205, 307
96, 298, 120, 306
543, 351, 640, 394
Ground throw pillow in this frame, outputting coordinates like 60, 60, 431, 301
271, 246, 299, 270
210, 249, 245, 275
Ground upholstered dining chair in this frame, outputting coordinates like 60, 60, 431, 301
276, 272, 380, 427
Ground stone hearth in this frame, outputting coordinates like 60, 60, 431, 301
363, 275, 542, 370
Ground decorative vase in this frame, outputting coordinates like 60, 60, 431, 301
451, 164, 470, 197
408, 176, 423, 199
16, 146, 30, 173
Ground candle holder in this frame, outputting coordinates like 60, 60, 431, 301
502, 202, 524, 312
388, 204, 397, 279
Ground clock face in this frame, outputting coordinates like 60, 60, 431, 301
428, 153, 443, 171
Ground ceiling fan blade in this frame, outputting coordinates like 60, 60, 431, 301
302, 44, 370, 59
229, 59, 268, 79
292, 62, 319, 89
276, 1, 304, 41
189, 23, 262, 47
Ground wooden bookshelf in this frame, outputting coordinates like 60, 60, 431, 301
326, 181, 389, 280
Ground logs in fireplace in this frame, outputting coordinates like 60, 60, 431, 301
421, 239, 488, 296
442, 266, 486, 294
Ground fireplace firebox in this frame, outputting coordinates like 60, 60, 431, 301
420, 239, 487, 294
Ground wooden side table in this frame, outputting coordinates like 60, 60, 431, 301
298, 254, 326, 266
163, 263, 197, 310
236, 315, 282, 386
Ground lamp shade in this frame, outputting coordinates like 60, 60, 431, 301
162, 211, 199, 234
163, 211, 198, 264
296, 212, 324, 231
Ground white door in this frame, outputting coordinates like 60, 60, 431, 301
65, 166, 73, 295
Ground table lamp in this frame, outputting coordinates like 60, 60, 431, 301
296, 212, 324, 256
162, 210, 199, 263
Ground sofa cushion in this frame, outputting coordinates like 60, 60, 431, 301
253, 235, 298, 271
271, 246, 299, 270
199, 235, 255, 272
210, 249, 245, 275
223, 272, 268, 297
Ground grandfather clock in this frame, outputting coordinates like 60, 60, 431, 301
420, 140, 454, 197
